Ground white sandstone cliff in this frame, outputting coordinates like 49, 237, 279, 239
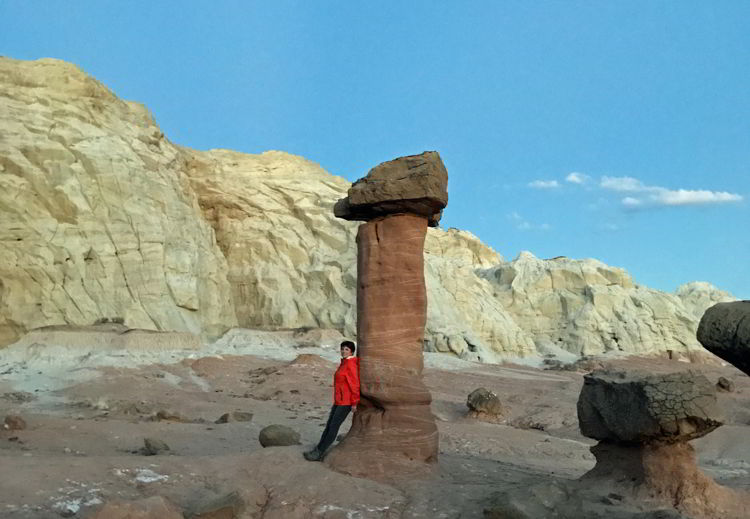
0, 57, 735, 361
0, 57, 237, 346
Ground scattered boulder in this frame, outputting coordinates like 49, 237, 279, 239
716, 376, 735, 393
88, 496, 183, 519
258, 425, 300, 447
141, 437, 170, 456
333, 151, 449, 227
3, 415, 27, 431
467, 388, 506, 422
215, 411, 253, 424
697, 301, 750, 376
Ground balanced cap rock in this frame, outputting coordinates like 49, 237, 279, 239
578, 370, 723, 444
577, 370, 750, 518
333, 151, 448, 227
325, 151, 446, 478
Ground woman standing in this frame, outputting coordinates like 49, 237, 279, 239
303, 340, 360, 461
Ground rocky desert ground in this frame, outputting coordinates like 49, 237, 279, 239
1, 326, 749, 518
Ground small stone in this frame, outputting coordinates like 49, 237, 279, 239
232, 411, 253, 422
215, 411, 253, 424
467, 388, 506, 422
716, 376, 735, 393
142, 438, 170, 456
258, 424, 300, 447
3, 415, 27, 430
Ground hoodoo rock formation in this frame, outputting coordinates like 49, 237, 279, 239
576, 370, 749, 519
324, 152, 446, 477
697, 301, 750, 376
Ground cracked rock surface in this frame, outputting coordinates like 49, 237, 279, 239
578, 369, 723, 443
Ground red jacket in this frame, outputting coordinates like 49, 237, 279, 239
334, 356, 360, 406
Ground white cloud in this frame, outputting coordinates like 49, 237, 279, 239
600, 176, 648, 192
654, 189, 743, 206
622, 197, 643, 208
565, 172, 589, 184
528, 180, 560, 189
600, 175, 743, 209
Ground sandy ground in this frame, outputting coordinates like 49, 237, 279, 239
1, 328, 749, 518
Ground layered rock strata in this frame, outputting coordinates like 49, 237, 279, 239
697, 301, 750, 376
576, 370, 749, 519
0, 57, 236, 347
325, 153, 445, 477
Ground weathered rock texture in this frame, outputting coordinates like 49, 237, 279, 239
326, 214, 439, 476
479, 252, 732, 358
466, 387, 505, 422
697, 301, 750, 376
0, 57, 236, 347
581, 442, 750, 519
333, 151, 449, 226
326, 155, 446, 477
0, 57, 736, 364
578, 370, 723, 443
576, 370, 749, 519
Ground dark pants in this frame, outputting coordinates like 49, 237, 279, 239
316, 405, 351, 453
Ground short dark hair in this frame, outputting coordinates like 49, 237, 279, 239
340, 340, 356, 354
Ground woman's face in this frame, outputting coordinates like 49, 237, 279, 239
340, 346, 353, 358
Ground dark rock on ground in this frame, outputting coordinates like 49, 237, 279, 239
258, 424, 300, 447
3, 415, 26, 431
467, 387, 506, 423
215, 411, 253, 424
142, 437, 170, 456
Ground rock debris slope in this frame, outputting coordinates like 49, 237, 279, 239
0, 57, 735, 360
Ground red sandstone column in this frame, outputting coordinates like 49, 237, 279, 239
325, 214, 438, 477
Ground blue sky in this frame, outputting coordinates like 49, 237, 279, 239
3, 2, 748, 297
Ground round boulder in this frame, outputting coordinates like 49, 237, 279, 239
258, 424, 301, 447
467, 387, 505, 422
697, 301, 750, 376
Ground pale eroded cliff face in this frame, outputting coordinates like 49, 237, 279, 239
0, 57, 734, 360
0, 58, 237, 346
